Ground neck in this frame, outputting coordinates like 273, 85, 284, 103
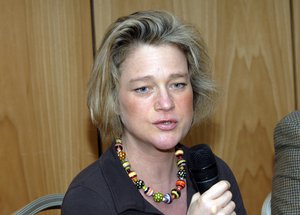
124, 142, 177, 176
121, 138, 179, 192
114, 137, 187, 211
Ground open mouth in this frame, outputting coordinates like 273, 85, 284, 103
154, 120, 177, 130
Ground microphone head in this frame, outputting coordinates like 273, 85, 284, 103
188, 144, 219, 193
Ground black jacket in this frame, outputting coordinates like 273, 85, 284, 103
62, 143, 247, 214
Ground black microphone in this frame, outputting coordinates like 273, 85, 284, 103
188, 144, 219, 194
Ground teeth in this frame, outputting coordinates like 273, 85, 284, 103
163, 121, 171, 124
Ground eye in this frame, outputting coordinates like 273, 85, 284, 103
134, 86, 149, 94
171, 82, 187, 89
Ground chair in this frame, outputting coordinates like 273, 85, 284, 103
12, 193, 64, 215
261, 192, 271, 215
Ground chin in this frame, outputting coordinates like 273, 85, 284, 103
153, 136, 181, 151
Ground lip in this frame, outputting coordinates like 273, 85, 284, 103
153, 119, 177, 131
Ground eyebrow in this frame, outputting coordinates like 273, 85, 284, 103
129, 73, 189, 84
129, 75, 153, 84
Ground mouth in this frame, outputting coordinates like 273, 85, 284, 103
154, 119, 177, 131
162, 121, 172, 124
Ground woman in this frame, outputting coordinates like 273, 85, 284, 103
62, 10, 246, 215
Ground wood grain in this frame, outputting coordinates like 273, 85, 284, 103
183, 1, 295, 214
0, 0, 97, 214
0, 0, 297, 214
93, 1, 296, 214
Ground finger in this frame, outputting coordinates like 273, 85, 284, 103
218, 201, 236, 215
190, 192, 201, 204
211, 205, 217, 214
202, 180, 231, 199
187, 192, 201, 215
216, 190, 232, 208
209, 191, 233, 214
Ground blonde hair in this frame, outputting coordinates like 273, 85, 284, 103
87, 10, 217, 137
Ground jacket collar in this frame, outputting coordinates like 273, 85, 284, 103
99, 143, 196, 214
99, 143, 162, 214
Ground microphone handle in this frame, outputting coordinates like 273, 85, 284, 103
195, 175, 219, 194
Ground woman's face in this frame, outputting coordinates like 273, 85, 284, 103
118, 44, 193, 151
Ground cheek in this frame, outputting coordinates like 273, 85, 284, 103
181, 91, 194, 114
118, 94, 144, 121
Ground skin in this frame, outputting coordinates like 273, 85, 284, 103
187, 181, 236, 215
117, 44, 235, 214
117, 44, 192, 214
118, 44, 193, 154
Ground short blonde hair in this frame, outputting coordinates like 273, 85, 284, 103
88, 10, 217, 137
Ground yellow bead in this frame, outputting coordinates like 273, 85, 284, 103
118, 151, 126, 160
175, 149, 184, 157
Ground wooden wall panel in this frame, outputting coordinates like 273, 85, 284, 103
293, 0, 300, 108
93, 0, 295, 214
183, 1, 294, 214
0, 0, 97, 214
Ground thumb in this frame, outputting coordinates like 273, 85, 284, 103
190, 192, 201, 204
187, 192, 201, 215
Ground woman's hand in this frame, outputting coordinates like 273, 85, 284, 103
187, 180, 236, 215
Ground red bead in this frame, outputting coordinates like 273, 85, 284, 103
176, 179, 186, 190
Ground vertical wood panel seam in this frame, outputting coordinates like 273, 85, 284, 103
90, 0, 102, 157
290, 0, 298, 109
90, 0, 97, 57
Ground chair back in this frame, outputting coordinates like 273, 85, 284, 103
12, 193, 64, 215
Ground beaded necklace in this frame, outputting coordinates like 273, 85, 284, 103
115, 138, 187, 204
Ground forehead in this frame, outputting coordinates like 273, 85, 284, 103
119, 44, 188, 79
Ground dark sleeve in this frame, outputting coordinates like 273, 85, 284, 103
216, 156, 247, 215
271, 110, 300, 214
61, 186, 114, 215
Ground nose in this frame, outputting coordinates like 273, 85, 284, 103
154, 89, 175, 111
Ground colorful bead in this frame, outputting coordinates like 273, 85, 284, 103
175, 149, 184, 157
163, 193, 172, 204
122, 161, 131, 171
153, 192, 164, 202
176, 159, 186, 167
176, 179, 186, 190
177, 168, 187, 179
176, 155, 183, 160
135, 179, 145, 189
128, 171, 137, 181
117, 151, 126, 160
144, 187, 154, 196
114, 143, 123, 152
171, 188, 181, 199
115, 139, 186, 205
